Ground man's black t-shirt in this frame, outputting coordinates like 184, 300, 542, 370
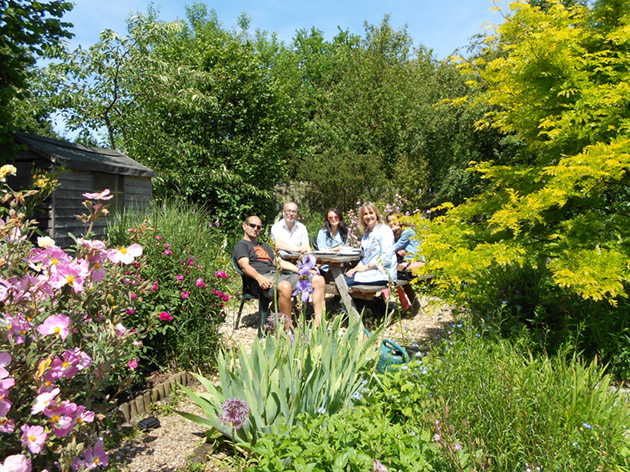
233, 240, 276, 274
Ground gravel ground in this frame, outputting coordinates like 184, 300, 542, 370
109, 294, 455, 471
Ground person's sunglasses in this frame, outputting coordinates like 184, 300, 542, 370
248, 223, 263, 230
327, 215, 339, 221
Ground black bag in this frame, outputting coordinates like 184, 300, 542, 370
137, 416, 160, 431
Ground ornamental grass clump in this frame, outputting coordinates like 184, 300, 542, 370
415, 323, 630, 471
179, 314, 382, 446
0, 170, 145, 470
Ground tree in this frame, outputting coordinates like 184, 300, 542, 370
44, 3, 299, 229
0, 0, 73, 158
415, 0, 630, 303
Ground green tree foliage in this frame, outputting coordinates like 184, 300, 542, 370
296, 17, 499, 213
44, 3, 299, 228
415, 0, 630, 303
0, 0, 72, 157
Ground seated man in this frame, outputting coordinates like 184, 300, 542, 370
233, 215, 326, 327
270, 201, 311, 255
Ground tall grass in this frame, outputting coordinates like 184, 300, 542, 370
420, 325, 630, 471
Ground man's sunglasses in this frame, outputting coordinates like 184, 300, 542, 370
248, 223, 263, 230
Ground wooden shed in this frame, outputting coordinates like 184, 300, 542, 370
9, 132, 157, 248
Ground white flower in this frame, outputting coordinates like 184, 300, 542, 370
37, 236, 56, 248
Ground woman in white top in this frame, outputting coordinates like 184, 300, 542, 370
316, 208, 349, 251
345, 202, 397, 286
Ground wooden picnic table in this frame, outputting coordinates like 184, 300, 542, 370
284, 251, 426, 321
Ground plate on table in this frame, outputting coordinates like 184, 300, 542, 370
313, 251, 339, 256
338, 248, 361, 255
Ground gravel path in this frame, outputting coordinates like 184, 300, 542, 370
109, 294, 455, 471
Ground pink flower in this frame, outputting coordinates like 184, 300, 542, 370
195, 278, 205, 288
373, 459, 387, 472
1, 454, 31, 472
21, 424, 47, 454
115, 323, 127, 337
107, 244, 143, 264
162, 248, 172, 256
0, 417, 15, 433
159, 312, 173, 321
31, 388, 60, 414
214, 270, 228, 279
176, 274, 184, 281
84, 440, 108, 469
0, 393, 12, 417
55, 259, 89, 293
156, 235, 162, 240
125, 308, 135, 315
181, 291, 189, 300
73, 405, 95, 426
127, 358, 138, 370
37, 314, 71, 340
82, 189, 113, 200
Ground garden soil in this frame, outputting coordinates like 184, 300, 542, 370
108, 295, 455, 471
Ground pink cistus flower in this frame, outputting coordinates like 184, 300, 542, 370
83, 189, 113, 200
127, 358, 138, 370
107, 244, 143, 265
21, 424, 47, 454
1, 454, 31, 472
159, 312, 173, 321
37, 314, 71, 340
214, 270, 228, 279
219, 398, 249, 430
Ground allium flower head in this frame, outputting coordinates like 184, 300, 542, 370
264, 312, 291, 333
219, 398, 249, 430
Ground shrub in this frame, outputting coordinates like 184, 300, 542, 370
179, 314, 382, 447
250, 405, 445, 471
107, 199, 229, 372
0, 175, 142, 470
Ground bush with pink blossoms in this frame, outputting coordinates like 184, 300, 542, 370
107, 199, 229, 372
0, 176, 143, 471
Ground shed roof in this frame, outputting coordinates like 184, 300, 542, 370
15, 132, 157, 178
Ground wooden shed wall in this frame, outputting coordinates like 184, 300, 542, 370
124, 176, 153, 211
43, 171, 153, 248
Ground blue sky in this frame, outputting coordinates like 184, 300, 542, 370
64, 0, 505, 60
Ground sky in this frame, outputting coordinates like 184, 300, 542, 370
63, 0, 506, 60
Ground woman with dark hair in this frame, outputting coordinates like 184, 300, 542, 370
316, 208, 349, 251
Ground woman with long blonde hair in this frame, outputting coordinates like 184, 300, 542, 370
345, 202, 397, 286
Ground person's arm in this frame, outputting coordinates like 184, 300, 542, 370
394, 228, 412, 253
237, 257, 274, 290
380, 226, 397, 269
278, 259, 299, 273
316, 228, 328, 251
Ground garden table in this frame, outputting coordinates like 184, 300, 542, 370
284, 250, 363, 321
